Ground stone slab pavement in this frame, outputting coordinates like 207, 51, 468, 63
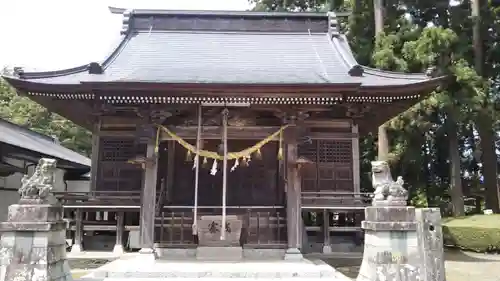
68, 250, 500, 281
330, 249, 500, 281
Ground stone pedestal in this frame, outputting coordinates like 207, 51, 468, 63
196, 215, 243, 260
197, 215, 242, 247
138, 247, 156, 263
69, 244, 82, 254
416, 208, 445, 281
284, 247, 303, 260
356, 206, 420, 281
112, 245, 125, 255
0, 202, 72, 281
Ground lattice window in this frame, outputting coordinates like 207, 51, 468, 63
299, 139, 353, 192
300, 140, 352, 163
99, 138, 138, 162
96, 136, 146, 192
318, 140, 352, 164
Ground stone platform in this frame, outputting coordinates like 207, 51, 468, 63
80, 256, 353, 280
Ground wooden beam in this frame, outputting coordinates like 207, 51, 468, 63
98, 130, 136, 137
302, 119, 352, 128
162, 126, 282, 140
100, 116, 141, 126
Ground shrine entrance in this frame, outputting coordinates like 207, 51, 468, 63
165, 140, 283, 208
153, 107, 287, 249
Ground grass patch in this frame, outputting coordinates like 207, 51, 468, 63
443, 215, 500, 253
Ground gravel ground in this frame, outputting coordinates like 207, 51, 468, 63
324, 249, 500, 281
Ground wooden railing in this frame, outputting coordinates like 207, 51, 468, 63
300, 191, 372, 209
54, 191, 144, 207
58, 190, 371, 253
300, 191, 370, 253
155, 206, 287, 248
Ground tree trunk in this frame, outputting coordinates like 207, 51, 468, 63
477, 116, 500, 213
446, 115, 465, 216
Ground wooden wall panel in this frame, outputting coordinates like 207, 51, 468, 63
298, 139, 353, 192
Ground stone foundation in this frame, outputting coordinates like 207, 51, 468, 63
357, 206, 420, 281
155, 247, 286, 260
0, 203, 72, 281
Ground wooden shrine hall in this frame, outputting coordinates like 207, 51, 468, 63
2, 8, 442, 257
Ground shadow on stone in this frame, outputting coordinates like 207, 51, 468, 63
320, 257, 362, 268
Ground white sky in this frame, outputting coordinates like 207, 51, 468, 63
0, 0, 252, 71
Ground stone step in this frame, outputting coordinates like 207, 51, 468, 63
82, 257, 353, 280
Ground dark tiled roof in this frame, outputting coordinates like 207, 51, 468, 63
3, 10, 434, 87
0, 118, 90, 167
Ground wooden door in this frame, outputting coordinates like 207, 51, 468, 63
298, 140, 353, 192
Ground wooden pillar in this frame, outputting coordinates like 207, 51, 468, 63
284, 122, 303, 260
113, 211, 125, 255
71, 208, 83, 253
322, 209, 332, 253
166, 141, 175, 204
89, 120, 101, 191
352, 124, 361, 194
139, 141, 158, 257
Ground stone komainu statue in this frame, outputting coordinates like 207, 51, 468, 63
371, 160, 408, 205
19, 158, 57, 202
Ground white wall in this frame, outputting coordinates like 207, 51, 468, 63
0, 157, 90, 222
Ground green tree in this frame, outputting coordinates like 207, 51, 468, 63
251, 0, 499, 215
0, 78, 91, 156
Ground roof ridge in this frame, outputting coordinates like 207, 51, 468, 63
133, 30, 325, 35
108, 6, 352, 18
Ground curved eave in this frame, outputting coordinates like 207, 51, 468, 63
2, 76, 88, 93
2, 32, 130, 90
359, 76, 446, 94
